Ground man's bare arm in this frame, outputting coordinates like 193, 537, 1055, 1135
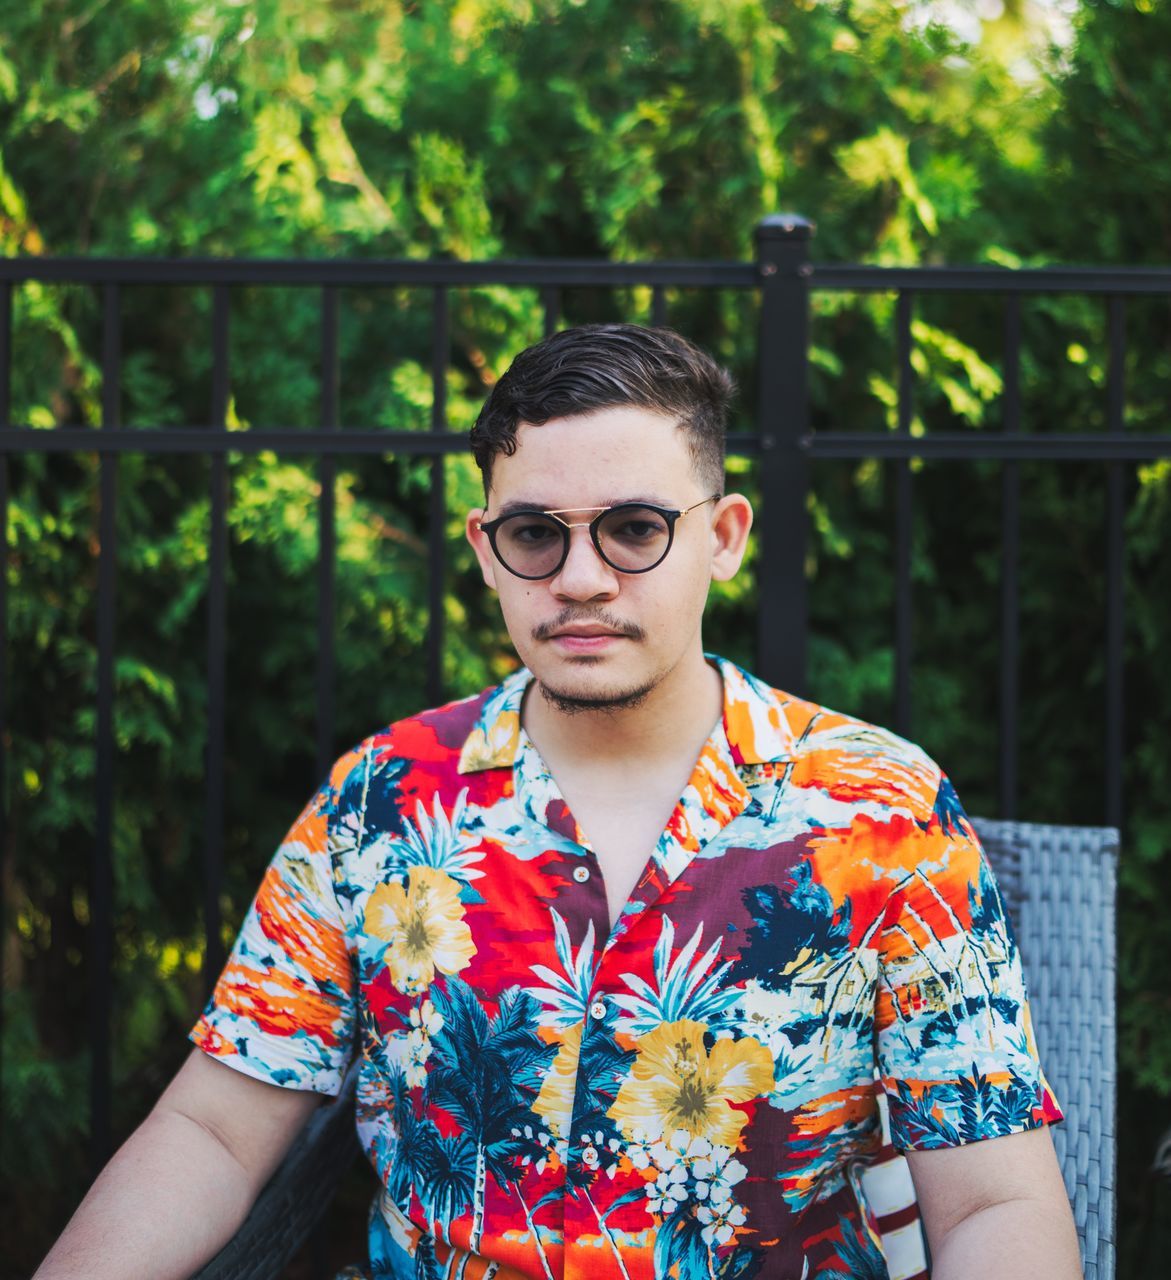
33, 1049, 323, 1280
907, 1125, 1083, 1279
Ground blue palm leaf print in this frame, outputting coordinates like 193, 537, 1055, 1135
732, 864, 853, 991
614, 915, 740, 1034
889, 1078, 961, 1149
528, 908, 597, 1028
817, 1212, 889, 1280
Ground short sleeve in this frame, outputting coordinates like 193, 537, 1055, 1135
189, 774, 356, 1095
875, 774, 1064, 1152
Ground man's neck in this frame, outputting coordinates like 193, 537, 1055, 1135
521, 648, 725, 775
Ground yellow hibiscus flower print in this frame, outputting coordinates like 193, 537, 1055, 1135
533, 1023, 581, 1140
365, 867, 476, 995
609, 1019, 774, 1149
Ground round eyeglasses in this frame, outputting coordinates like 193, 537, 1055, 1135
478, 495, 721, 581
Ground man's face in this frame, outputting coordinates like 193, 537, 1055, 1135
466, 406, 749, 712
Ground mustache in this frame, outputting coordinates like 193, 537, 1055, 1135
532, 608, 645, 642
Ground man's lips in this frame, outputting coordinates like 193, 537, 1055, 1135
548, 626, 628, 638
533, 613, 644, 645
544, 627, 632, 651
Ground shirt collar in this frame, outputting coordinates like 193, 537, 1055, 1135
456, 655, 797, 774
456, 666, 528, 774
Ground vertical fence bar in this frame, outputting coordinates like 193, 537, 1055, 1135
651, 286, 667, 328
754, 215, 814, 693
426, 288, 449, 708
1105, 295, 1126, 830
542, 286, 560, 340
204, 286, 230, 994
999, 296, 1022, 820
0, 282, 10, 1140
312, 290, 337, 1280
316, 288, 339, 782
90, 283, 120, 1175
893, 291, 914, 738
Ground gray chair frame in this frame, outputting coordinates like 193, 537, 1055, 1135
192, 818, 1118, 1280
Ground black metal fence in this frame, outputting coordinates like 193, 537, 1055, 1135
3, 215, 1171, 1180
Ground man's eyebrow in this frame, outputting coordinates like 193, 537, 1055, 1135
492, 496, 674, 518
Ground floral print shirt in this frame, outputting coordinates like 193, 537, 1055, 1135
191, 657, 1062, 1280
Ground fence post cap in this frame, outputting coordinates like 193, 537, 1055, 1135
756, 214, 816, 242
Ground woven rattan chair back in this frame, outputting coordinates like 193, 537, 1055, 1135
974, 818, 1118, 1280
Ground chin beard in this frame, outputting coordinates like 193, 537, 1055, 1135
537, 674, 659, 715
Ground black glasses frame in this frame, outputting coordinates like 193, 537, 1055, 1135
478, 495, 722, 581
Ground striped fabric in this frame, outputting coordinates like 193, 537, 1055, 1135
861, 1090, 929, 1280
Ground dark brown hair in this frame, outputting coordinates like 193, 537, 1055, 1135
469, 323, 734, 492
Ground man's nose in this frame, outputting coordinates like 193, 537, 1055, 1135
550, 526, 619, 599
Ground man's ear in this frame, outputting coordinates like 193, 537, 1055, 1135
710, 494, 754, 581
465, 508, 499, 590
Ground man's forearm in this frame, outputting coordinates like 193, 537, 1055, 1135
33, 1107, 259, 1280
928, 1195, 1083, 1280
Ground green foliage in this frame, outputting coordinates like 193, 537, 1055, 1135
1, 1, 1169, 1274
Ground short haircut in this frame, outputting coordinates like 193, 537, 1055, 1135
469, 323, 734, 493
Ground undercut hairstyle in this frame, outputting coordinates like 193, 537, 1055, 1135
469, 323, 734, 493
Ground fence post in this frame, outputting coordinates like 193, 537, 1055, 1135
754, 214, 814, 695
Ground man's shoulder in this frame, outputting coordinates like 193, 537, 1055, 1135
323, 683, 500, 795
733, 666, 945, 824
792, 694, 937, 766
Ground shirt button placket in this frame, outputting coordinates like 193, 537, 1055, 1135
566, 1002, 621, 1280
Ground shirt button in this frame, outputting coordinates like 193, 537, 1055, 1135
589, 1000, 607, 1021
573, 866, 591, 883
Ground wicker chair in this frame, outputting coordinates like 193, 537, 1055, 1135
973, 819, 1118, 1280
191, 818, 1118, 1280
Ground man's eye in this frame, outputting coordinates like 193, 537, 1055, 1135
612, 519, 666, 541
512, 521, 559, 544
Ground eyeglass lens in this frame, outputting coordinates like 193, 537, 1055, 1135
493, 505, 672, 577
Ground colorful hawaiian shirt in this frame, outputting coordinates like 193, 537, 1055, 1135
191, 656, 1062, 1280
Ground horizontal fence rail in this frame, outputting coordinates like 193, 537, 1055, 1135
1, 216, 1166, 1219
5, 255, 1171, 294
0, 258, 761, 288
4, 427, 1170, 459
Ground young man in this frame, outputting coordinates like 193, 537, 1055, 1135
36, 325, 1080, 1280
